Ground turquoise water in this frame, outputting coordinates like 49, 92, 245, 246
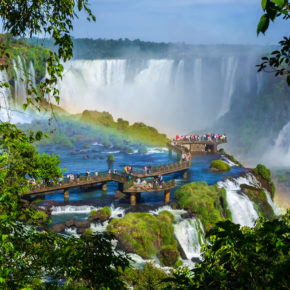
38, 143, 247, 224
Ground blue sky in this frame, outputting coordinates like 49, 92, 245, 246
71, 0, 289, 45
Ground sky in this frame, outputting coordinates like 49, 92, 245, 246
71, 0, 289, 45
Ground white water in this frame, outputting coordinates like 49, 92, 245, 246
263, 121, 290, 167
13, 56, 27, 104
265, 190, 280, 216
218, 174, 259, 227
221, 155, 236, 167
0, 70, 12, 121
54, 56, 255, 134
150, 206, 205, 263
218, 56, 239, 119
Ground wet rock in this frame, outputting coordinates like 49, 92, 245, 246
158, 248, 179, 266
77, 228, 86, 235
171, 202, 179, 210
75, 221, 90, 228
181, 213, 191, 219
65, 219, 75, 228
88, 210, 110, 223
191, 257, 202, 264
51, 224, 65, 233
117, 214, 123, 218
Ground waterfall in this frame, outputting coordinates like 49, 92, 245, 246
217, 56, 239, 119
28, 61, 36, 88
150, 206, 205, 262
192, 58, 203, 112
13, 56, 27, 104
263, 121, 290, 167
174, 218, 205, 260
265, 190, 280, 216
218, 174, 259, 227
0, 69, 12, 121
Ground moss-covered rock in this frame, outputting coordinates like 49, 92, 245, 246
219, 149, 244, 167
210, 160, 231, 172
253, 164, 276, 198
107, 212, 179, 265
88, 206, 111, 223
240, 184, 274, 219
175, 182, 231, 232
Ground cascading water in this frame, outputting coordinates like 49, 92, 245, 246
0, 69, 12, 121
263, 121, 290, 167
150, 206, 205, 263
218, 56, 239, 119
55, 55, 257, 134
13, 56, 27, 104
218, 174, 259, 227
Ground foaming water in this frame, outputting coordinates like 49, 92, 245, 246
218, 174, 259, 227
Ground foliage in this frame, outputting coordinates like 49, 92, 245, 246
107, 212, 179, 265
0, 122, 64, 222
0, 221, 130, 289
123, 262, 171, 290
107, 154, 114, 162
210, 159, 231, 171
81, 110, 169, 146
175, 182, 231, 231
253, 163, 276, 197
166, 213, 290, 289
0, 0, 95, 108
257, 0, 289, 85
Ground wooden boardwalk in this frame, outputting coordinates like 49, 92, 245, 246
25, 140, 193, 205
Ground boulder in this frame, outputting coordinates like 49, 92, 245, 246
171, 202, 179, 209
191, 257, 202, 264
75, 220, 90, 228
51, 224, 65, 233
158, 248, 179, 266
88, 210, 110, 223
65, 219, 75, 228
77, 228, 86, 235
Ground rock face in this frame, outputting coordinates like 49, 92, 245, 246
51, 224, 65, 233
88, 208, 111, 223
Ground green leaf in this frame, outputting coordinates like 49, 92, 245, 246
262, 0, 268, 10
257, 14, 270, 35
23, 104, 28, 111
272, 0, 285, 8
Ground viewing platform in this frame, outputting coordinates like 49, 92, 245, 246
25, 135, 226, 205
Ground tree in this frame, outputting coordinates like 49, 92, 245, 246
257, 0, 290, 85
0, 0, 96, 109
165, 213, 290, 289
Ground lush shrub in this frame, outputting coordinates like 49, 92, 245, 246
210, 160, 231, 171
254, 164, 271, 181
107, 154, 114, 162
175, 182, 231, 231
123, 263, 170, 290
90, 210, 97, 217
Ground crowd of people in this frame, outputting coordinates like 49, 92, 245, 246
174, 133, 227, 142
134, 175, 164, 190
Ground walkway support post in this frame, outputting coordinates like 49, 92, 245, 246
130, 193, 137, 206
118, 183, 124, 192
64, 189, 69, 202
102, 182, 107, 190
164, 190, 170, 204
136, 192, 141, 202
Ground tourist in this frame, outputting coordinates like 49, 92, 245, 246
113, 169, 117, 174
86, 170, 90, 180
148, 164, 151, 174
144, 166, 147, 175
94, 170, 98, 178
76, 173, 80, 183
108, 168, 111, 176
